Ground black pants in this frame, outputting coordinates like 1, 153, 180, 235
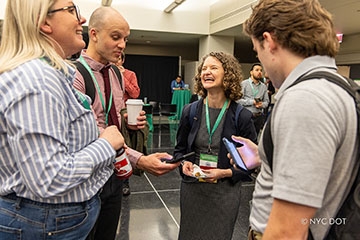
86, 174, 123, 240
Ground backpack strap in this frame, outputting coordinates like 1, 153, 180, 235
263, 71, 360, 240
189, 99, 200, 127
263, 71, 360, 172
262, 112, 274, 170
234, 103, 244, 133
74, 62, 124, 103
73, 61, 96, 103
110, 65, 123, 91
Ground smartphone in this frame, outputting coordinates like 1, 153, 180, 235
162, 151, 196, 163
222, 137, 248, 171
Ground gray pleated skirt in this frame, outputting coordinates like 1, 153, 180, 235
178, 179, 242, 240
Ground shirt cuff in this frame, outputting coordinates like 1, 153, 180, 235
127, 147, 143, 166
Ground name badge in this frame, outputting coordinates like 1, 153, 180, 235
199, 152, 218, 183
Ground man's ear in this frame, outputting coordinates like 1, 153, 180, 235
89, 28, 97, 42
40, 20, 52, 34
263, 32, 277, 52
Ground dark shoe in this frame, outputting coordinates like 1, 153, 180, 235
122, 184, 130, 196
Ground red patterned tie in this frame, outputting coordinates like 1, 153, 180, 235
101, 66, 120, 129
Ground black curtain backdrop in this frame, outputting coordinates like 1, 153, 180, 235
124, 54, 179, 104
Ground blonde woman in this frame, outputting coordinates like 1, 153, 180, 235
0, 0, 125, 239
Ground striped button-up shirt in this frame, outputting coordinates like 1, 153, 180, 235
0, 59, 115, 203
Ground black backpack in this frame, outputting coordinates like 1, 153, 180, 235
262, 71, 360, 239
73, 61, 123, 103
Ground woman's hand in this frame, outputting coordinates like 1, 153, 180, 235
202, 168, 232, 183
99, 125, 125, 151
181, 161, 195, 177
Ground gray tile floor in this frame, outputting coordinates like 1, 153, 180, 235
116, 123, 255, 240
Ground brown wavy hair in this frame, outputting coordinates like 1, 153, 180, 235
194, 52, 243, 101
244, 0, 339, 58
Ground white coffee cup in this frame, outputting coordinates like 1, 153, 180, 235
126, 99, 144, 125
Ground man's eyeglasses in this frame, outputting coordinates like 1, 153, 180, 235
48, 5, 81, 22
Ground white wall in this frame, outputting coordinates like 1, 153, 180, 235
199, 35, 235, 59
210, 0, 258, 34
184, 61, 198, 93
125, 43, 198, 61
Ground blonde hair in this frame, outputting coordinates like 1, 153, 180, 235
244, 0, 339, 58
0, 0, 70, 74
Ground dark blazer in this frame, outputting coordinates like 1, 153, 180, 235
174, 99, 257, 183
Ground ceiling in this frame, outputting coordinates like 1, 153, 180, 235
0, 1, 359, 49
119, 0, 360, 48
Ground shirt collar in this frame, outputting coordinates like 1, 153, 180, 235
275, 55, 337, 101
81, 49, 110, 71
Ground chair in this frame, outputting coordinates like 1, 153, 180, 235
142, 104, 153, 115
158, 103, 178, 147
149, 101, 160, 116
142, 104, 153, 132
159, 103, 177, 127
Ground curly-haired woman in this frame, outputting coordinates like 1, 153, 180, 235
174, 51, 258, 240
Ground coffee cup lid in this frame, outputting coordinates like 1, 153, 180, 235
126, 99, 144, 105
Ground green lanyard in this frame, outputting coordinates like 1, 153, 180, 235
40, 57, 91, 111
79, 56, 112, 125
250, 80, 259, 97
75, 90, 91, 110
205, 98, 229, 149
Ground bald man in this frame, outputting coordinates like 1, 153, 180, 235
73, 7, 179, 240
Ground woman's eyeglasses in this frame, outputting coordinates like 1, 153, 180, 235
48, 5, 81, 22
